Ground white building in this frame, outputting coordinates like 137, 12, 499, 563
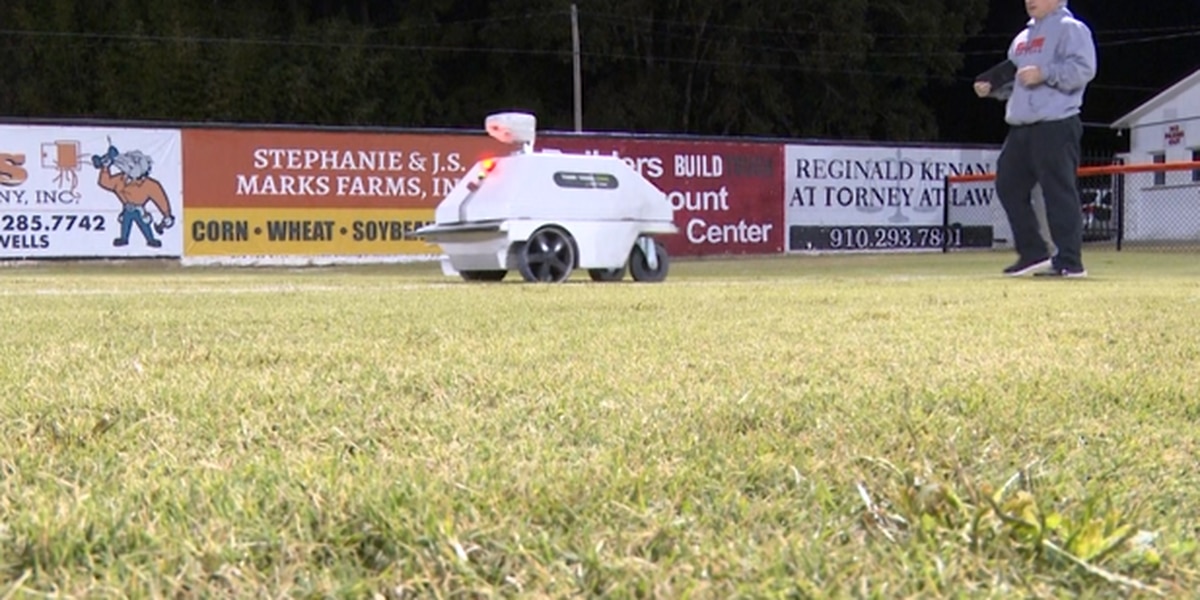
1110, 68, 1200, 243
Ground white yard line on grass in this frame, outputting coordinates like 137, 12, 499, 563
0, 273, 976, 297
0, 283, 455, 296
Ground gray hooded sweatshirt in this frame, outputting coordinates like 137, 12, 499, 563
996, 4, 1097, 126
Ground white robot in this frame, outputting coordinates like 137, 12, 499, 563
415, 112, 678, 283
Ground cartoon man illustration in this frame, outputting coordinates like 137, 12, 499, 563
91, 142, 175, 248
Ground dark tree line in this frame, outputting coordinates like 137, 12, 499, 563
0, 0, 990, 141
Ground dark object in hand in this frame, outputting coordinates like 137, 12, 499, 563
976, 60, 1017, 96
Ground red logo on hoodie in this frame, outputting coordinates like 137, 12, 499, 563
1015, 37, 1045, 55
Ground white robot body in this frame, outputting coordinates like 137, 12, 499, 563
416, 112, 678, 283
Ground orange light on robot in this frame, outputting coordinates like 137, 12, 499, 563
471, 158, 497, 190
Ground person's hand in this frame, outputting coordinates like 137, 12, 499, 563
973, 81, 992, 97
1017, 65, 1045, 87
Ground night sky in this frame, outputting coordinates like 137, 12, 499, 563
934, 2, 1200, 159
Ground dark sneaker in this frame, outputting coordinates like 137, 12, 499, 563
1033, 265, 1088, 278
1002, 256, 1051, 276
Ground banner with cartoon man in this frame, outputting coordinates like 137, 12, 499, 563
0, 125, 182, 259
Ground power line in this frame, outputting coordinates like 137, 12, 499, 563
359, 11, 570, 34
0, 28, 571, 57
0, 11, 574, 47
1096, 31, 1200, 47
575, 15, 1200, 59
4, 24, 1192, 60
579, 11, 1200, 40
0, 25, 1171, 93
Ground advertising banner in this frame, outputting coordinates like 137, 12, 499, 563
181, 129, 508, 260
784, 144, 1000, 252
540, 135, 784, 257
0, 125, 183, 259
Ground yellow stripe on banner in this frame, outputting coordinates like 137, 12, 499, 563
183, 208, 440, 256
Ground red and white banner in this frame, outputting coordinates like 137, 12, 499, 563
540, 135, 784, 257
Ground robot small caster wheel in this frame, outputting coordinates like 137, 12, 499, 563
460, 270, 507, 282
629, 237, 669, 283
588, 267, 625, 282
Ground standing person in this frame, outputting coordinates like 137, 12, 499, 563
974, 0, 1097, 277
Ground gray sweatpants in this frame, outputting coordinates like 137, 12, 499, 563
995, 116, 1084, 270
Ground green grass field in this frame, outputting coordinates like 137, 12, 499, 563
1, 249, 1198, 598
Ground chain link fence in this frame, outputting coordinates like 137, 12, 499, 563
943, 160, 1200, 252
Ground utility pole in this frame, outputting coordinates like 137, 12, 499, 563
571, 4, 582, 132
